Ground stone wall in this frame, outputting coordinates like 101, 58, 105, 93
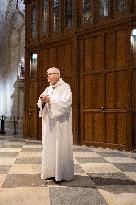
0, 0, 25, 136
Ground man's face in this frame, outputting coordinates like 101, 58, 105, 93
47, 73, 59, 85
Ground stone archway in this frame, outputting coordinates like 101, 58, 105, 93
4, 9, 25, 136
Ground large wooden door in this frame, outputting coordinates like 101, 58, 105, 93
79, 27, 132, 150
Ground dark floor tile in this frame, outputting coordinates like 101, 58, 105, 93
74, 164, 85, 173
49, 186, 108, 205
60, 175, 96, 188
2, 174, 44, 188
25, 140, 42, 145
87, 173, 136, 186
114, 163, 136, 172
98, 152, 127, 157
76, 157, 108, 163
21, 148, 42, 152
0, 165, 11, 174
0, 152, 19, 158
73, 147, 93, 152
15, 157, 41, 164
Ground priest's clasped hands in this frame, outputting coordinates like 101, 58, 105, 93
40, 95, 50, 103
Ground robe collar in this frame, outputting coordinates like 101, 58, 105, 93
50, 78, 65, 88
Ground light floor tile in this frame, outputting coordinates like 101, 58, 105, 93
9, 164, 41, 174
23, 144, 42, 148
0, 174, 6, 187
0, 187, 50, 205
73, 152, 101, 158
124, 172, 136, 182
18, 152, 42, 158
74, 164, 85, 174
80, 163, 121, 173
15, 157, 41, 164
0, 148, 21, 152
2, 142, 25, 145
104, 157, 136, 164
98, 185, 136, 205
92, 147, 116, 152
21, 148, 42, 152
0, 158, 16, 165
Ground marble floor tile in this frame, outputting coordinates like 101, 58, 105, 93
114, 163, 136, 172
0, 148, 21, 152
118, 151, 136, 158
49, 186, 108, 205
0, 144, 23, 148
0, 187, 50, 205
60, 175, 96, 188
25, 139, 42, 144
92, 147, 116, 152
73, 151, 101, 158
0, 152, 19, 157
21, 148, 42, 152
2, 174, 44, 188
124, 172, 136, 181
0, 174, 6, 187
132, 156, 136, 160
23, 144, 42, 148
104, 157, 136, 163
74, 164, 85, 174
2, 141, 25, 145
98, 152, 127, 157
0, 165, 11, 174
15, 157, 41, 164
73, 147, 93, 152
87, 173, 136, 185
0, 157, 16, 165
18, 151, 42, 158
76, 157, 108, 163
0, 137, 136, 205
0, 139, 8, 143
9, 164, 41, 174
80, 163, 121, 173
98, 185, 136, 205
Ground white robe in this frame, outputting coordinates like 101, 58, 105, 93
37, 78, 74, 181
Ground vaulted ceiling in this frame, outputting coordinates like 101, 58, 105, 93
0, 0, 8, 77
0, 0, 25, 77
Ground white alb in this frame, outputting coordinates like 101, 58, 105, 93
37, 78, 74, 181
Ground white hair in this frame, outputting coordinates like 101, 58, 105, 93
47, 67, 60, 76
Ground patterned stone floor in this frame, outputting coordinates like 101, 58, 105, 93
0, 135, 136, 205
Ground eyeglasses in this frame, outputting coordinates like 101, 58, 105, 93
47, 73, 58, 76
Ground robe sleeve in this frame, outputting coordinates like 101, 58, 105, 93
48, 84, 72, 118
37, 89, 48, 117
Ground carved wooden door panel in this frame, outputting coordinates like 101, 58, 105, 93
105, 29, 131, 149
80, 34, 105, 146
80, 28, 131, 150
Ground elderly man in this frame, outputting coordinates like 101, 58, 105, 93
37, 67, 74, 182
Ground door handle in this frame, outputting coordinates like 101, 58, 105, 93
101, 106, 105, 111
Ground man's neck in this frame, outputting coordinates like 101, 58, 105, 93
52, 78, 60, 85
